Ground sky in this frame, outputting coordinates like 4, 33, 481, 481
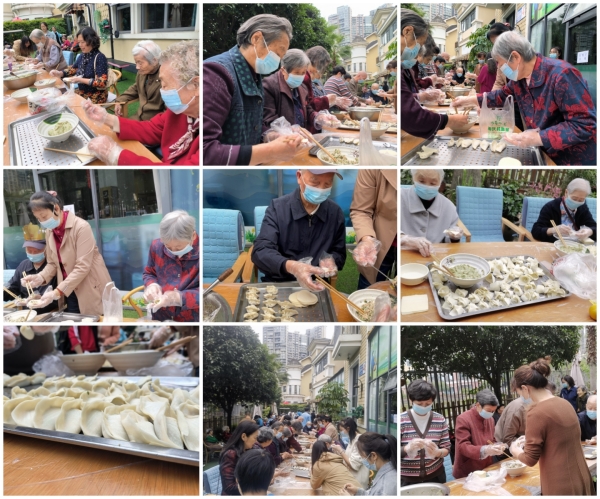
316, 2, 379, 22
250, 325, 335, 342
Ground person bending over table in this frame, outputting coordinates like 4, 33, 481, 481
235, 448, 276, 496
219, 420, 260, 496
251, 169, 346, 292
532, 178, 596, 243
252, 427, 290, 467
310, 441, 361, 496
579, 395, 597, 441
82, 40, 199, 165
400, 169, 461, 257
331, 417, 369, 489
29, 28, 67, 72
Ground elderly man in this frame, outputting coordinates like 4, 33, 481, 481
578, 395, 597, 441
494, 396, 526, 449
366, 82, 388, 104
113, 40, 165, 121
318, 433, 333, 450
344, 70, 374, 105
251, 169, 346, 292
29, 28, 67, 71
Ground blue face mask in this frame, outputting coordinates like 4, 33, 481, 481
478, 59, 485, 64
520, 392, 532, 405
313, 78, 322, 85
361, 456, 377, 471
414, 182, 440, 201
549, 53, 558, 59
587, 410, 597, 420
39, 210, 60, 230
340, 430, 348, 438
402, 59, 416, 69
276, 432, 282, 439
402, 30, 421, 62
565, 197, 585, 210
501, 53, 519, 81
358, 79, 365, 83
562, 382, 568, 389
285, 72, 304, 89
166, 240, 193, 258
371, 89, 379, 95
302, 175, 332, 205
390, 71, 396, 76
342, 436, 350, 445
254, 37, 280, 75
26, 252, 45, 263
160, 77, 195, 114
456, 72, 463, 77
479, 409, 494, 419
412, 403, 433, 415
283, 437, 289, 442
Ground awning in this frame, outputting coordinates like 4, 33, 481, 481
383, 371, 397, 391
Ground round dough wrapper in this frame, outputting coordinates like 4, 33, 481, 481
289, 291, 318, 306
498, 157, 522, 166
20, 326, 35, 340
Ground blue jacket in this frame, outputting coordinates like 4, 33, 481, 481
578, 411, 597, 441
561, 385, 578, 411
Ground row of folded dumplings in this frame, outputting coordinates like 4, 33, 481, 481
244, 286, 299, 322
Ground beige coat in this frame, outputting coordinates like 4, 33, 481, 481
310, 452, 361, 496
39, 211, 112, 316
350, 169, 398, 284
492, 69, 508, 91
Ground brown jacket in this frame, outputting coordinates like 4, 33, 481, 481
38, 37, 67, 71
172, 326, 199, 368
115, 65, 165, 121
494, 397, 526, 446
310, 452, 361, 496
12, 39, 35, 62
39, 211, 112, 316
350, 169, 398, 284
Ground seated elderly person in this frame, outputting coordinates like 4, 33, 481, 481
531, 178, 596, 243
453, 390, 506, 479
29, 28, 67, 72
251, 169, 346, 292
452, 31, 596, 165
204, 428, 223, 453
401, 169, 460, 257
143, 210, 199, 322
578, 395, 597, 441
366, 83, 388, 104
82, 40, 198, 165
253, 427, 286, 466
113, 40, 165, 121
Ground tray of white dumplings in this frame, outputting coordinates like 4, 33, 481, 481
3, 373, 200, 466
428, 255, 570, 320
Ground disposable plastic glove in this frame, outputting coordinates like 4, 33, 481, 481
143, 283, 163, 304
151, 289, 182, 312
404, 439, 426, 459
418, 88, 443, 103
319, 253, 338, 278
482, 443, 506, 457
287, 260, 326, 292
314, 110, 341, 130
49, 69, 63, 78
4, 326, 19, 349
87, 136, 124, 165
503, 129, 543, 148
451, 96, 478, 109
574, 227, 593, 241
352, 237, 381, 266
401, 235, 434, 257
148, 326, 173, 348
423, 439, 442, 459
82, 98, 109, 125
335, 96, 352, 110
21, 274, 45, 289
14, 293, 41, 308
551, 224, 574, 236
28, 286, 59, 309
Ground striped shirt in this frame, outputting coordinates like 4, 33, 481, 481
323, 76, 359, 106
401, 410, 451, 477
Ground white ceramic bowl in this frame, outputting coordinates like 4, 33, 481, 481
347, 289, 387, 322
103, 350, 165, 373
34, 78, 56, 89
400, 263, 429, 286
369, 122, 390, 139
441, 253, 491, 288
554, 239, 590, 257
11, 87, 35, 103
37, 112, 79, 143
501, 460, 527, 477
316, 146, 359, 166
60, 353, 106, 375
4, 309, 38, 323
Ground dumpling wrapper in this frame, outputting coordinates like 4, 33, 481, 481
55, 398, 83, 434
138, 395, 174, 421
498, 157, 521, 166
4, 396, 33, 424
75, 145, 96, 163
102, 404, 137, 441
92, 380, 111, 395
20, 326, 35, 340
80, 391, 104, 402
11, 398, 42, 427
6, 373, 31, 388
81, 400, 113, 437
154, 403, 184, 449
29, 372, 46, 385
33, 396, 72, 430
11, 386, 28, 399
176, 400, 199, 451
121, 409, 167, 447
289, 291, 318, 306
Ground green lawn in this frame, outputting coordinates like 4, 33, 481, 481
107, 70, 139, 118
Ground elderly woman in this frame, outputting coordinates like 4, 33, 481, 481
400, 10, 468, 138
49, 27, 108, 104
204, 14, 305, 166
453, 31, 596, 165
142, 210, 198, 322
252, 427, 291, 472
29, 28, 67, 72
82, 40, 198, 165
60, 34, 71, 50
532, 179, 596, 243
323, 66, 362, 107
113, 40, 165, 121
400, 169, 460, 257
453, 390, 506, 479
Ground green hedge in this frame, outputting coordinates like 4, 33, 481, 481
4, 17, 68, 47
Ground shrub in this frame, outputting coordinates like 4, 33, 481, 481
4, 18, 69, 47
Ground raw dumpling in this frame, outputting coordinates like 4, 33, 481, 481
11, 398, 42, 427
138, 395, 174, 422
55, 398, 83, 434
11, 386, 28, 399
33, 396, 71, 430
417, 145, 439, 159
154, 403, 184, 449
102, 404, 137, 441
461, 139, 473, 148
448, 138, 455, 147
471, 139, 481, 150
6, 373, 31, 388
480, 140, 490, 151
496, 140, 507, 152
245, 305, 259, 312
29, 372, 47, 385
265, 286, 278, 294
121, 409, 166, 447
417, 149, 436, 159
455, 138, 464, 147
81, 400, 113, 437
490, 140, 499, 152
243, 312, 258, 319
4, 396, 33, 425
176, 400, 199, 451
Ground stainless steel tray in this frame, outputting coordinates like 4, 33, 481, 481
338, 124, 398, 134
8, 106, 97, 166
308, 135, 397, 156
38, 311, 99, 322
233, 281, 337, 322
427, 255, 570, 321
401, 136, 544, 166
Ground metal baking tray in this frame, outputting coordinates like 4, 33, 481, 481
308, 136, 397, 156
401, 136, 544, 166
37, 311, 99, 322
427, 255, 570, 321
233, 281, 337, 322
338, 124, 398, 134
8, 106, 97, 166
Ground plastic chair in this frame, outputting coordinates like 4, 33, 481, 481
203, 208, 246, 284
586, 197, 597, 220
443, 453, 455, 481
203, 463, 223, 495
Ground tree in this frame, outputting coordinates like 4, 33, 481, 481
328, 31, 352, 68
316, 382, 349, 420
465, 24, 493, 71
402, 326, 581, 404
400, 4, 426, 18
204, 326, 283, 427
586, 325, 596, 366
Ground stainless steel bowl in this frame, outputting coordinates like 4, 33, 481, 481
4, 71, 37, 91
445, 87, 473, 99
348, 107, 381, 121
204, 292, 233, 322
400, 483, 451, 495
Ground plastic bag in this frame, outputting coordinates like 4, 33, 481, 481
27, 86, 73, 115
102, 282, 123, 322
318, 251, 337, 277
358, 118, 394, 166
203, 293, 222, 322
32, 351, 75, 377
125, 358, 194, 377
264, 116, 310, 146
552, 253, 597, 300
479, 92, 514, 140
373, 293, 397, 322
463, 468, 509, 495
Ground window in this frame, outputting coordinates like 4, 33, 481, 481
368, 379, 377, 431
460, 9, 476, 32
38, 170, 95, 221
545, 5, 567, 60
351, 365, 359, 408
116, 4, 131, 32
381, 17, 397, 45
353, 63, 356, 72
530, 20, 544, 53
283, 386, 287, 393
315, 354, 328, 375
359, 62, 363, 71
94, 170, 158, 219
4, 170, 36, 227
142, 3, 197, 31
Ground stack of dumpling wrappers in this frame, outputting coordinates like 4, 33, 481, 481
3, 373, 199, 452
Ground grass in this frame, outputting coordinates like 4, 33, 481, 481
107, 70, 140, 118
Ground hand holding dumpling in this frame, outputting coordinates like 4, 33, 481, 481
87, 136, 123, 165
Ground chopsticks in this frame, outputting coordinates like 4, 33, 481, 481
297, 128, 339, 165
313, 275, 363, 315
44, 147, 95, 157
487, 440, 517, 462
550, 220, 567, 247
21, 272, 34, 298
377, 108, 383, 129
155, 335, 197, 352
104, 337, 134, 353
431, 255, 455, 276
431, 263, 454, 278
3, 287, 19, 300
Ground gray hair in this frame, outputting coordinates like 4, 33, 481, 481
158, 40, 198, 85
132, 40, 162, 64
257, 427, 275, 443
30, 29, 45, 41
491, 31, 536, 63
222, 425, 230, 432
476, 389, 499, 407
579, 385, 588, 392
401, 8, 429, 38
159, 210, 195, 243
305, 46, 331, 74
410, 169, 445, 183
282, 427, 292, 437
282, 49, 310, 72
236, 14, 293, 48
318, 434, 332, 443
566, 178, 591, 196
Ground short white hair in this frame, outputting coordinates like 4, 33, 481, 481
158, 39, 198, 85
30, 29, 45, 41
566, 178, 591, 196
491, 31, 536, 62
410, 169, 445, 183
132, 40, 162, 64
159, 210, 195, 242
282, 48, 310, 72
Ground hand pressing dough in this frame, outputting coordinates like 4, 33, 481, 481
401, 295, 429, 315
55, 398, 83, 434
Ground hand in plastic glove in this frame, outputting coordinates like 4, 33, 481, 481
447, 114, 470, 131
143, 283, 163, 305
352, 237, 382, 267
574, 227, 593, 241
286, 260, 326, 292
267, 133, 305, 161
423, 439, 442, 459
314, 111, 340, 130
373, 294, 397, 322
14, 293, 41, 308
113, 102, 123, 117
263, 130, 281, 142
481, 444, 505, 457
28, 287, 59, 309
87, 136, 124, 165
404, 438, 426, 459
148, 326, 173, 348
510, 439, 525, 458
21, 274, 45, 289
336, 96, 352, 110
4, 327, 19, 350
151, 289, 182, 312
319, 257, 338, 278
418, 88, 443, 103
342, 484, 359, 496
503, 129, 542, 148
401, 235, 433, 257
82, 98, 111, 126
49, 69, 63, 78
550, 224, 573, 236
451, 96, 478, 109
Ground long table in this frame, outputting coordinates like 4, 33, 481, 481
4, 68, 160, 165
270, 437, 321, 496
400, 242, 594, 322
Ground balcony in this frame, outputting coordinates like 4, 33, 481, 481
332, 332, 361, 361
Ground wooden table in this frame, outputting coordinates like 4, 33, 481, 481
3, 434, 199, 496
401, 103, 556, 166
23, 311, 144, 323
400, 242, 593, 322
4, 69, 159, 165
204, 283, 355, 322
269, 447, 322, 496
